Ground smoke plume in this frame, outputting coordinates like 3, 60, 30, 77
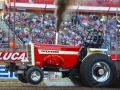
55, 0, 74, 32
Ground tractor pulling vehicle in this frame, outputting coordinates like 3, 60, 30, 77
6, 30, 117, 87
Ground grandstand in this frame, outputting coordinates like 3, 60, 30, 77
0, 0, 119, 53
4, 0, 120, 12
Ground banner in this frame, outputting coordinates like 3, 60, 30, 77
0, 65, 60, 79
0, 52, 26, 61
0, 65, 16, 78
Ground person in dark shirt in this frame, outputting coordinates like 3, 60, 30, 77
116, 15, 120, 32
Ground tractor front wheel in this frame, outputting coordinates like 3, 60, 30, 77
80, 53, 116, 87
26, 66, 44, 85
17, 74, 28, 83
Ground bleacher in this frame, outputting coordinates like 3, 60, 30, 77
0, 18, 24, 50
9, 0, 54, 4
8, 0, 120, 7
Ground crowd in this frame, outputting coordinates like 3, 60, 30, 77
0, 28, 9, 48
5, 12, 120, 50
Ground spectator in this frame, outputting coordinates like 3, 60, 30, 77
4, 12, 119, 50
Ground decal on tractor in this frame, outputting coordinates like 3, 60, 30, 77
0, 52, 26, 61
38, 49, 79, 55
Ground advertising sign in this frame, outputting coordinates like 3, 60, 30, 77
0, 52, 26, 61
0, 65, 16, 78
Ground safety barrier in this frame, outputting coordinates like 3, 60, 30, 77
0, 65, 16, 78
0, 65, 61, 79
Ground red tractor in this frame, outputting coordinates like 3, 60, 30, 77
6, 30, 117, 87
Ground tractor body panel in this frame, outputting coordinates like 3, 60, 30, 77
33, 44, 80, 68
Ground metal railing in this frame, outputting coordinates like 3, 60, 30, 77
0, 20, 24, 50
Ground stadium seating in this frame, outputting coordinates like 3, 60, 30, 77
19, 0, 28, 3
43, 0, 54, 4
4, 11, 119, 51
34, 0, 43, 3
9, 0, 54, 4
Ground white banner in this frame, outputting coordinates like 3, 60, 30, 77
0, 65, 16, 78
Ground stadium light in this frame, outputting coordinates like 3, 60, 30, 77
13, 0, 16, 50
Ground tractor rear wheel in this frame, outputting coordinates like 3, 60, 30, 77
80, 53, 116, 87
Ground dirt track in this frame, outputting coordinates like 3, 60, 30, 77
0, 84, 120, 90
0, 79, 120, 90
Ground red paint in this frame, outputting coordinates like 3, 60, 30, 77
109, 54, 120, 60
33, 43, 120, 68
34, 44, 80, 68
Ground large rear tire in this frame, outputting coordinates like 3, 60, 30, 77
26, 66, 44, 85
80, 53, 116, 87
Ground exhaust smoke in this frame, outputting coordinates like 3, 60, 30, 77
55, 0, 74, 32
55, 0, 81, 44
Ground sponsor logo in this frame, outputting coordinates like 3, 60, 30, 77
0, 52, 26, 61
38, 49, 78, 55
41, 50, 59, 53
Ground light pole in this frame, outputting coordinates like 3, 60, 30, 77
8, 0, 11, 23
13, 0, 16, 50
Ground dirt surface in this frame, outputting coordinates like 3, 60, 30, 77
0, 79, 120, 90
